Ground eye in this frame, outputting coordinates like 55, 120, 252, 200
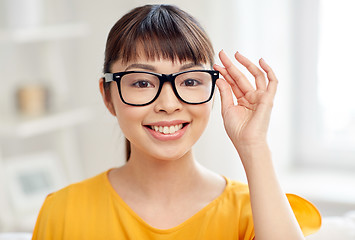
182, 79, 201, 87
132, 80, 154, 88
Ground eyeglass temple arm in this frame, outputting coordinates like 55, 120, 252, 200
104, 73, 114, 83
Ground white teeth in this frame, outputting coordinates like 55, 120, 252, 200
163, 126, 169, 134
150, 123, 184, 134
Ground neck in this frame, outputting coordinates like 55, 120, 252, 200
123, 146, 203, 200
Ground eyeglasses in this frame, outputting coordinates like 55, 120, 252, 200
104, 70, 219, 106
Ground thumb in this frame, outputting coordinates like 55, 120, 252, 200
216, 78, 234, 115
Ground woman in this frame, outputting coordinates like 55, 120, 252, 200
32, 4, 321, 240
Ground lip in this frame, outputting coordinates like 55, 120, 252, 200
143, 120, 190, 141
145, 120, 188, 126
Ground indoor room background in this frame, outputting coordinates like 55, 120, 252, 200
0, 0, 354, 236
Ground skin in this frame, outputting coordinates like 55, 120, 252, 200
99, 50, 305, 239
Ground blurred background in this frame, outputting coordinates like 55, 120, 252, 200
0, 0, 354, 234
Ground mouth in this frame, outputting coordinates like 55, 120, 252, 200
144, 122, 189, 135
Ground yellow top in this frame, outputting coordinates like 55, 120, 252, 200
32, 170, 321, 240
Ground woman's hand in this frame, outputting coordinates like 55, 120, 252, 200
213, 50, 278, 152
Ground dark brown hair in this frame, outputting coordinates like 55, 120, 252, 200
102, 4, 215, 161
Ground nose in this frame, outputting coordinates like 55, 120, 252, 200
153, 82, 183, 114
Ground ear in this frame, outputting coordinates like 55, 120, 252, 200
99, 78, 116, 116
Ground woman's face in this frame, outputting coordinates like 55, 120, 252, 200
106, 56, 213, 162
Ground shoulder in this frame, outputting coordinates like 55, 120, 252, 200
222, 177, 321, 237
32, 170, 112, 238
223, 177, 321, 216
223, 177, 251, 203
216, 177, 254, 239
38, 170, 110, 219
49, 170, 107, 201
218, 177, 253, 220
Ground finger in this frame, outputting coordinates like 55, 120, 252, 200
213, 64, 244, 99
235, 52, 267, 91
218, 50, 254, 94
259, 58, 278, 98
216, 78, 234, 115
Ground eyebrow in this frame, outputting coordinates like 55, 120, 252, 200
125, 64, 156, 71
124, 63, 205, 72
179, 63, 204, 71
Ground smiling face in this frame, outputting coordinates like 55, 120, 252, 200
101, 5, 216, 162
104, 57, 213, 162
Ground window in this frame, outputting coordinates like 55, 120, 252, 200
318, 0, 355, 149
295, 0, 355, 168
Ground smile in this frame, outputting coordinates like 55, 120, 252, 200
150, 124, 183, 135
144, 121, 189, 140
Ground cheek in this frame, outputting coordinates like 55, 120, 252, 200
114, 107, 149, 147
109, 86, 146, 134
115, 105, 146, 130
191, 103, 212, 129
201, 101, 213, 116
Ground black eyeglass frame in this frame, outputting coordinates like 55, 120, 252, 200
104, 70, 219, 106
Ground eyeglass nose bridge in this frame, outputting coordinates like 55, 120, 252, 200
155, 73, 181, 100
158, 73, 175, 85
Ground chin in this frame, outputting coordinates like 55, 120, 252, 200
154, 152, 188, 162
149, 147, 191, 162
